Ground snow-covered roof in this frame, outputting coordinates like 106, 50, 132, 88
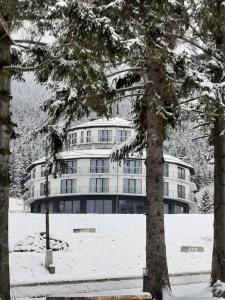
70, 117, 132, 130
29, 149, 194, 172
164, 154, 194, 172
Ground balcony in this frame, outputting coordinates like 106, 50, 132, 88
163, 189, 194, 202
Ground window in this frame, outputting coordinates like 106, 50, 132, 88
41, 165, 46, 177
86, 199, 112, 213
86, 130, 92, 143
164, 164, 169, 177
177, 184, 185, 199
164, 203, 170, 214
90, 159, 109, 173
123, 178, 142, 194
59, 200, 65, 213
123, 160, 142, 174
80, 131, 84, 143
58, 200, 80, 213
63, 160, 77, 174
90, 178, 109, 193
98, 130, 112, 143
65, 200, 73, 213
118, 199, 144, 214
61, 179, 77, 194
178, 166, 185, 180
31, 168, 36, 179
163, 182, 169, 196
116, 130, 131, 142
40, 182, 51, 196
31, 186, 35, 198
174, 205, 185, 214
73, 200, 80, 213
40, 183, 45, 196
69, 132, 77, 145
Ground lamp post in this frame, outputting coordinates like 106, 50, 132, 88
44, 151, 55, 274
143, 267, 149, 292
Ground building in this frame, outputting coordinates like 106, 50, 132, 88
23, 117, 197, 214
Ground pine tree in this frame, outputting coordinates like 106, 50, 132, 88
20, 2, 193, 298
200, 189, 213, 214
177, 0, 225, 287
0, 1, 14, 298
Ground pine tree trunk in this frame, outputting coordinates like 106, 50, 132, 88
211, 115, 225, 285
0, 32, 11, 300
145, 109, 170, 300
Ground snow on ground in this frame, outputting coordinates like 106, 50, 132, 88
9, 212, 213, 286
9, 197, 24, 212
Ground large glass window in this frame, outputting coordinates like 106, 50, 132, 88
177, 184, 185, 199
65, 200, 73, 213
58, 200, 80, 213
174, 205, 185, 214
164, 164, 169, 177
178, 166, 186, 180
90, 178, 109, 193
69, 132, 77, 145
73, 200, 80, 213
118, 199, 144, 214
123, 160, 142, 174
116, 130, 131, 142
63, 160, 77, 174
164, 203, 170, 214
61, 179, 77, 194
123, 179, 142, 194
98, 130, 112, 143
86, 199, 112, 213
163, 182, 169, 196
90, 159, 109, 173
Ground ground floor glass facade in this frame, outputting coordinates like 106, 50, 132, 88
30, 195, 190, 214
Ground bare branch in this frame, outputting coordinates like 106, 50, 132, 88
193, 122, 212, 129
192, 134, 210, 141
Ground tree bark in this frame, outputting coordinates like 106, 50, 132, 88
211, 115, 225, 285
0, 28, 12, 300
145, 108, 170, 300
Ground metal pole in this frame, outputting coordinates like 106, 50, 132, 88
45, 154, 50, 250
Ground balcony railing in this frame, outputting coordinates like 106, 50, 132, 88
25, 168, 192, 185
24, 185, 195, 203
68, 135, 127, 146
163, 189, 194, 202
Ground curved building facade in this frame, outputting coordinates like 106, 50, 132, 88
23, 117, 197, 214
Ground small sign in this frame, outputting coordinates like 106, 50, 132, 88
73, 228, 96, 233
180, 246, 204, 252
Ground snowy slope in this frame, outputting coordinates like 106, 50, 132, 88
9, 213, 213, 286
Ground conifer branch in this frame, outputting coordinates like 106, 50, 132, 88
180, 97, 201, 104
14, 39, 48, 46
169, 34, 211, 55
106, 67, 145, 78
